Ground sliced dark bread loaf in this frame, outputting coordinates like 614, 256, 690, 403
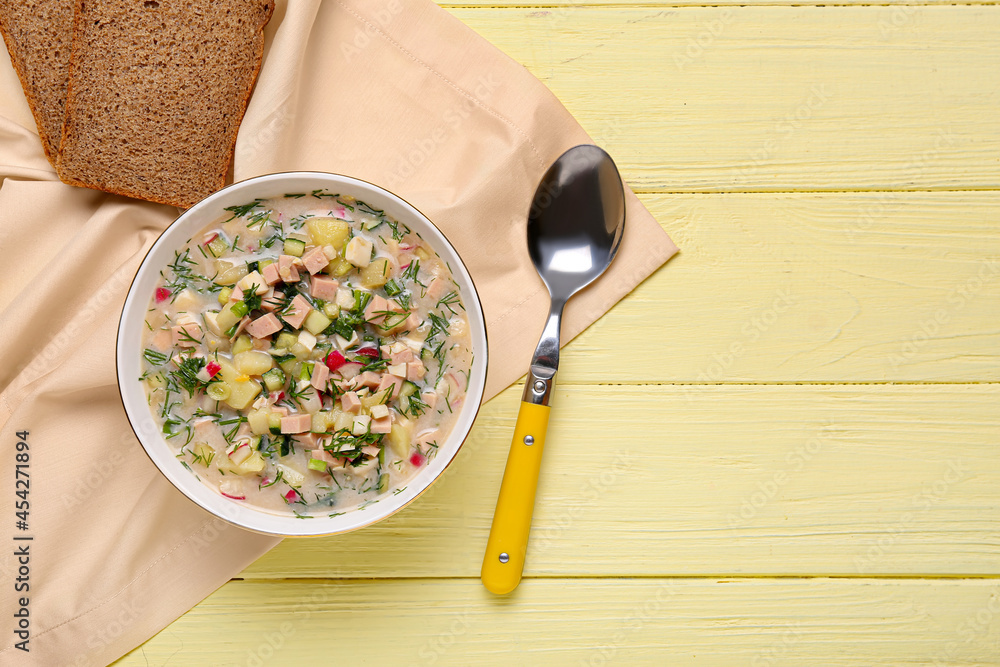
57, 0, 275, 208
0, 0, 75, 164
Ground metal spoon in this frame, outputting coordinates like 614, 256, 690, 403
481, 145, 626, 595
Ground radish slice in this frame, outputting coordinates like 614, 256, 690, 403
284, 489, 300, 503
155, 287, 171, 303
409, 452, 425, 467
205, 361, 221, 378
325, 350, 346, 372
355, 346, 379, 359
221, 491, 246, 500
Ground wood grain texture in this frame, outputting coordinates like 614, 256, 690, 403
449, 6, 1000, 193
239, 383, 1000, 579
561, 192, 1000, 384
114, 578, 1000, 666
112, 4, 1000, 665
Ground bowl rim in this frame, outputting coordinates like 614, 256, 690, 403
115, 170, 489, 537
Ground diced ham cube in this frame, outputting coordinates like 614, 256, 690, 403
426, 275, 447, 301
310, 276, 339, 301
278, 254, 300, 282
172, 321, 202, 347
280, 413, 312, 434
356, 371, 382, 389
311, 449, 335, 464
271, 404, 290, 416
371, 416, 392, 434
301, 246, 330, 275
378, 373, 405, 400
406, 359, 426, 381
364, 294, 390, 323
246, 313, 282, 339
310, 363, 330, 392
261, 262, 281, 285
390, 348, 414, 365
151, 328, 172, 351
231, 285, 244, 302
252, 337, 271, 351
361, 445, 381, 458
340, 391, 362, 414
282, 295, 312, 329
262, 290, 282, 312
421, 391, 437, 410
296, 432, 319, 448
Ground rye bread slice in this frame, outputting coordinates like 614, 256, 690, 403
0, 0, 75, 165
57, 0, 275, 208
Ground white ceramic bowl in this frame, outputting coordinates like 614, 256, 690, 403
117, 172, 488, 536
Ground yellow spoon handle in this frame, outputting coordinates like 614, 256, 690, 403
481, 399, 551, 595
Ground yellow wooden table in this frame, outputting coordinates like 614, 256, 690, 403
117, 2, 1000, 664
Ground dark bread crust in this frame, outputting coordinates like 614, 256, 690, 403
0, 0, 74, 165
57, 0, 275, 208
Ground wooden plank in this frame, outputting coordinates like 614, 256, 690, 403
446, 6, 1000, 192
562, 192, 1000, 384
113, 578, 1000, 666
240, 383, 1000, 579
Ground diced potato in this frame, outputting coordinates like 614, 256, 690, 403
248, 409, 272, 435
145, 372, 167, 390
362, 387, 392, 409
215, 303, 243, 332
290, 343, 312, 360
388, 424, 411, 458
214, 260, 248, 286
303, 310, 332, 335
233, 451, 265, 475
276, 463, 305, 486
234, 350, 274, 376
325, 409, 343, 430
307, 217, 350, 248
334, 411, 353, 432
414, 247, 430, 260
172, 289, 198, 310
226, 376, 261, 410
232, 334, 253, 356
311, 411, 330, 434
192, 442, 216, 466
359, 258, 390, 289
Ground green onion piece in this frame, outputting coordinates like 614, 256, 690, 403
307, 458, 327, 472
206, 382, 231, 401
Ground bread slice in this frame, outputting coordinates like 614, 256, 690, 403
0, 0, 75, 164
57, 0, 275, 208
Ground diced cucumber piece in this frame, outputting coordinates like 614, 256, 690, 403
398, 395, 410, 414
232, 334, 253, 355
206, 234, 229, 258
275, 332, 298, 350
307, 458, 328, 472
300, 362, 313, 382
215, 302, 243, 332
262, 368, 285, 392
206, 382, 231, 401
283, 238, 306, 257
383, 279, 402, 297
277, 436, 291, 457
231, 300, 249, 318
303, 309, 332, 335
400, 381, 418, 398
217, 286, 233, 305
329, 258, 353, 277
268, 413, 283, 435
377, 473, 389, 493
323, 302, 340, 319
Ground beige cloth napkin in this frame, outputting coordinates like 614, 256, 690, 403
0, 0, 676, 664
